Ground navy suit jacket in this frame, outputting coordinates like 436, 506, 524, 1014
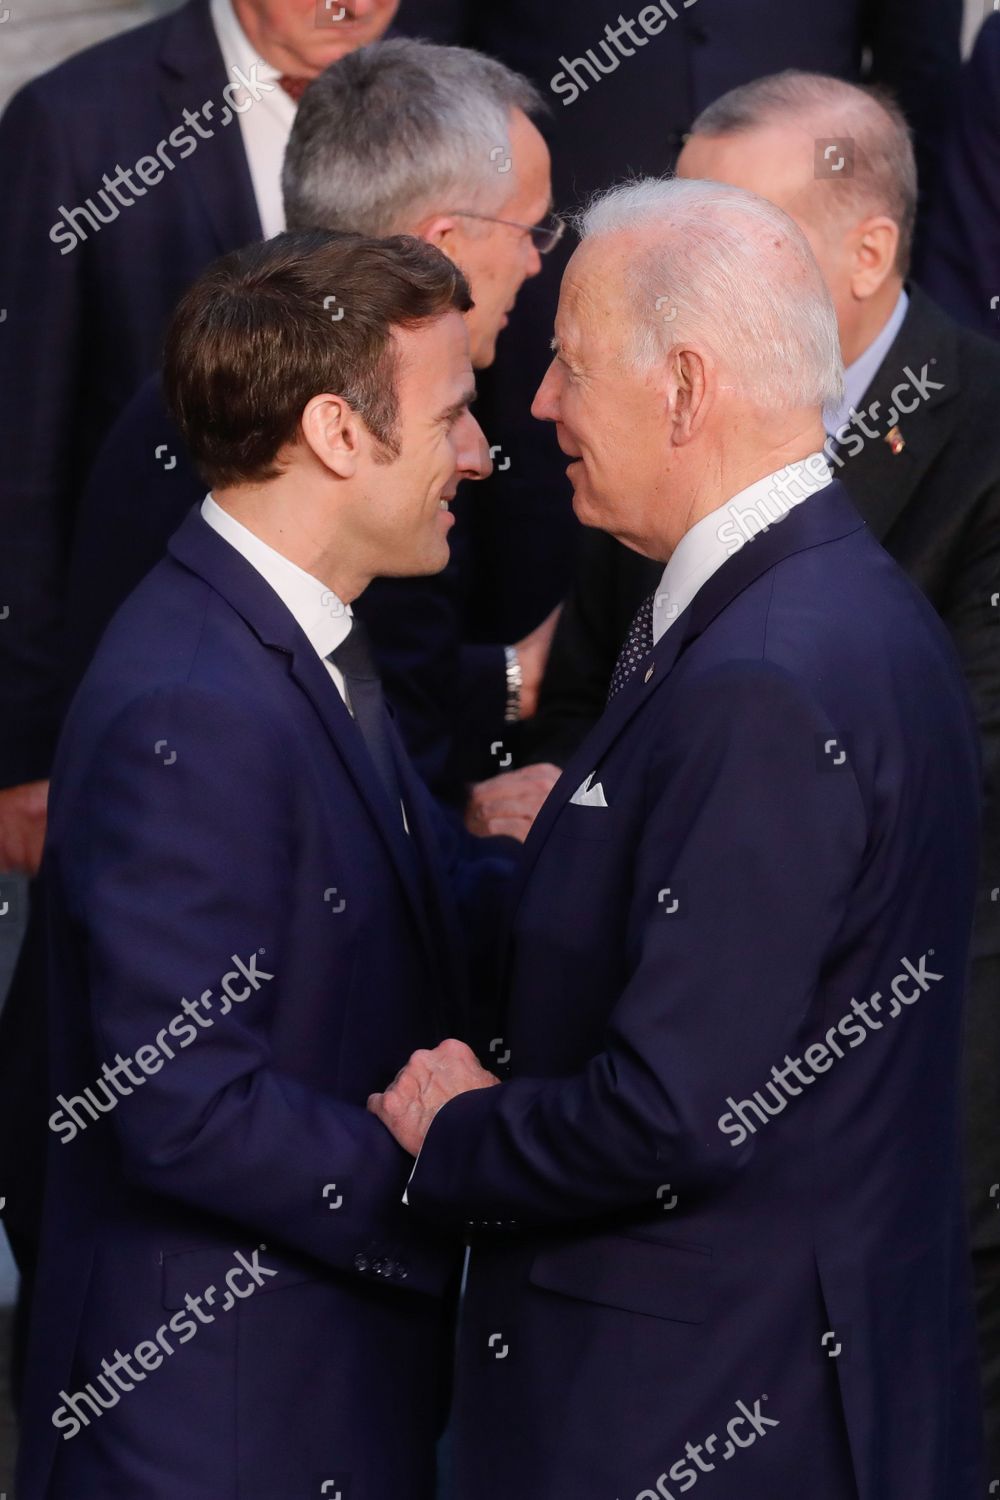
408, 484, 983, 1499
917, 14, 1000, 343
17, 510, 469, 1500
0, 0, 260, 788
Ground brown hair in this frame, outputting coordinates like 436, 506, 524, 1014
163, 229, 472, 488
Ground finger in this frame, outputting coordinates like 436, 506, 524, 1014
438, 1037, 476, 1062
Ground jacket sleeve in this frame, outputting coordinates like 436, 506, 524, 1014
407, 663, 868, 1227
0, 82, 88, 785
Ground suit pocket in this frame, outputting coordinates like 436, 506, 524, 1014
553, 801, 615, 843
528, 1231, 714, 1324
160, 1244, 318, 1309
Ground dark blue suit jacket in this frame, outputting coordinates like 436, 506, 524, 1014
917, 14, 1000, 343
408, 484, 983, 1498
0, 0, 260, 788
17, 510, 469, 1500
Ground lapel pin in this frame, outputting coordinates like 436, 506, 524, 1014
885, 425, 905, 456
644, 664, 655, 683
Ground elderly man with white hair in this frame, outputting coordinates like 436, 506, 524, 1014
368, 178, 985, 1499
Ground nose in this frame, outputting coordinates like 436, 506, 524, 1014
531, 358, 560, 423
456, 412, 492, 482
524, 237, 543, 280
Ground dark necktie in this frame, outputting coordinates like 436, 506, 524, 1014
607, 592, 656, 703
278, 76, 311, 103
328, 622, 404, 817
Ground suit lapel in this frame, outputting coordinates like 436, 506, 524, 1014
167, 510, 444, 985
836, 287, 959, 544
508, 483, 868, 921
390, 735, 468, 1033
157, 0, 263, 256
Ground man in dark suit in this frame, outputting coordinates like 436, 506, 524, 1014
0, 0, 397, 1362
59, 39, 561, 811
472, 71, 1000, 1469
917, 12, 1000, 342
394, 0, 963, 665
17, 229, 493, 1500
0, 0, 397, 875
370, 178, 984, 1499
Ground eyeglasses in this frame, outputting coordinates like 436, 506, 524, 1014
449, 211, 567, 255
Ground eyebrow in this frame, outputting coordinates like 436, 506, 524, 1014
437, 387, 478, 424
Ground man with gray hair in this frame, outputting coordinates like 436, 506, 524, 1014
487, 69, 1000, 1468
369, 177, 984, 1498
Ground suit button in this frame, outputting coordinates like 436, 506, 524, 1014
354, 1253, 369, 1273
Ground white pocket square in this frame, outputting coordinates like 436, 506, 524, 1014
570, 773, 609, 808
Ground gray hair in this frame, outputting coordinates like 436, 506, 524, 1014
691, 71, 917, 276
574, 178, 844, 412
283, 38, 544, 237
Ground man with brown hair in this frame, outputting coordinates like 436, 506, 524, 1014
16, 228, 490, 1500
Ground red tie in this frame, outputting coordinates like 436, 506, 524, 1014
278, 76, 311, 103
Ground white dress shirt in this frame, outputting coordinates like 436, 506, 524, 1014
210, 0, 296, 240
651, 455, 833, 644
201, 495, 352, 699
823, 289, 909, 439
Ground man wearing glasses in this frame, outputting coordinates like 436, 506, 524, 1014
60, 40, 566, 821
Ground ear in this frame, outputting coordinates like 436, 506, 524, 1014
300, 392, 364, 479
666, 346, 710, 446
850, 215, 900, 301
415, 215, 463, 262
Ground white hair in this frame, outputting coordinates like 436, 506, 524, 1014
575, 178, 844, 412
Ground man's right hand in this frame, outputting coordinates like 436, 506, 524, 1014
0, 780, 49, 876
465, 762, 562, 842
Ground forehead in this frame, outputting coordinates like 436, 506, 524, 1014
394, 310, 473, 391
555, 238, 640, 354
500, 108, 552, 212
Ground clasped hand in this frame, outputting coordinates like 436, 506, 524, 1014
367, 1038, 498, 1155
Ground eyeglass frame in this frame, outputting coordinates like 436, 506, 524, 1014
448, 210, 567, 254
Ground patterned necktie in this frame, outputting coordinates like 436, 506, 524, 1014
328, 622, 403, 815
607, 592, 656, 703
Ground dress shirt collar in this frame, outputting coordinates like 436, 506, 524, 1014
201, 495, 352, 661
823, 288, 909, 438
651, 454, 833, 644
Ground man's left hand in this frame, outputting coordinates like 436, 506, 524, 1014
367, 1038, 499, 1155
